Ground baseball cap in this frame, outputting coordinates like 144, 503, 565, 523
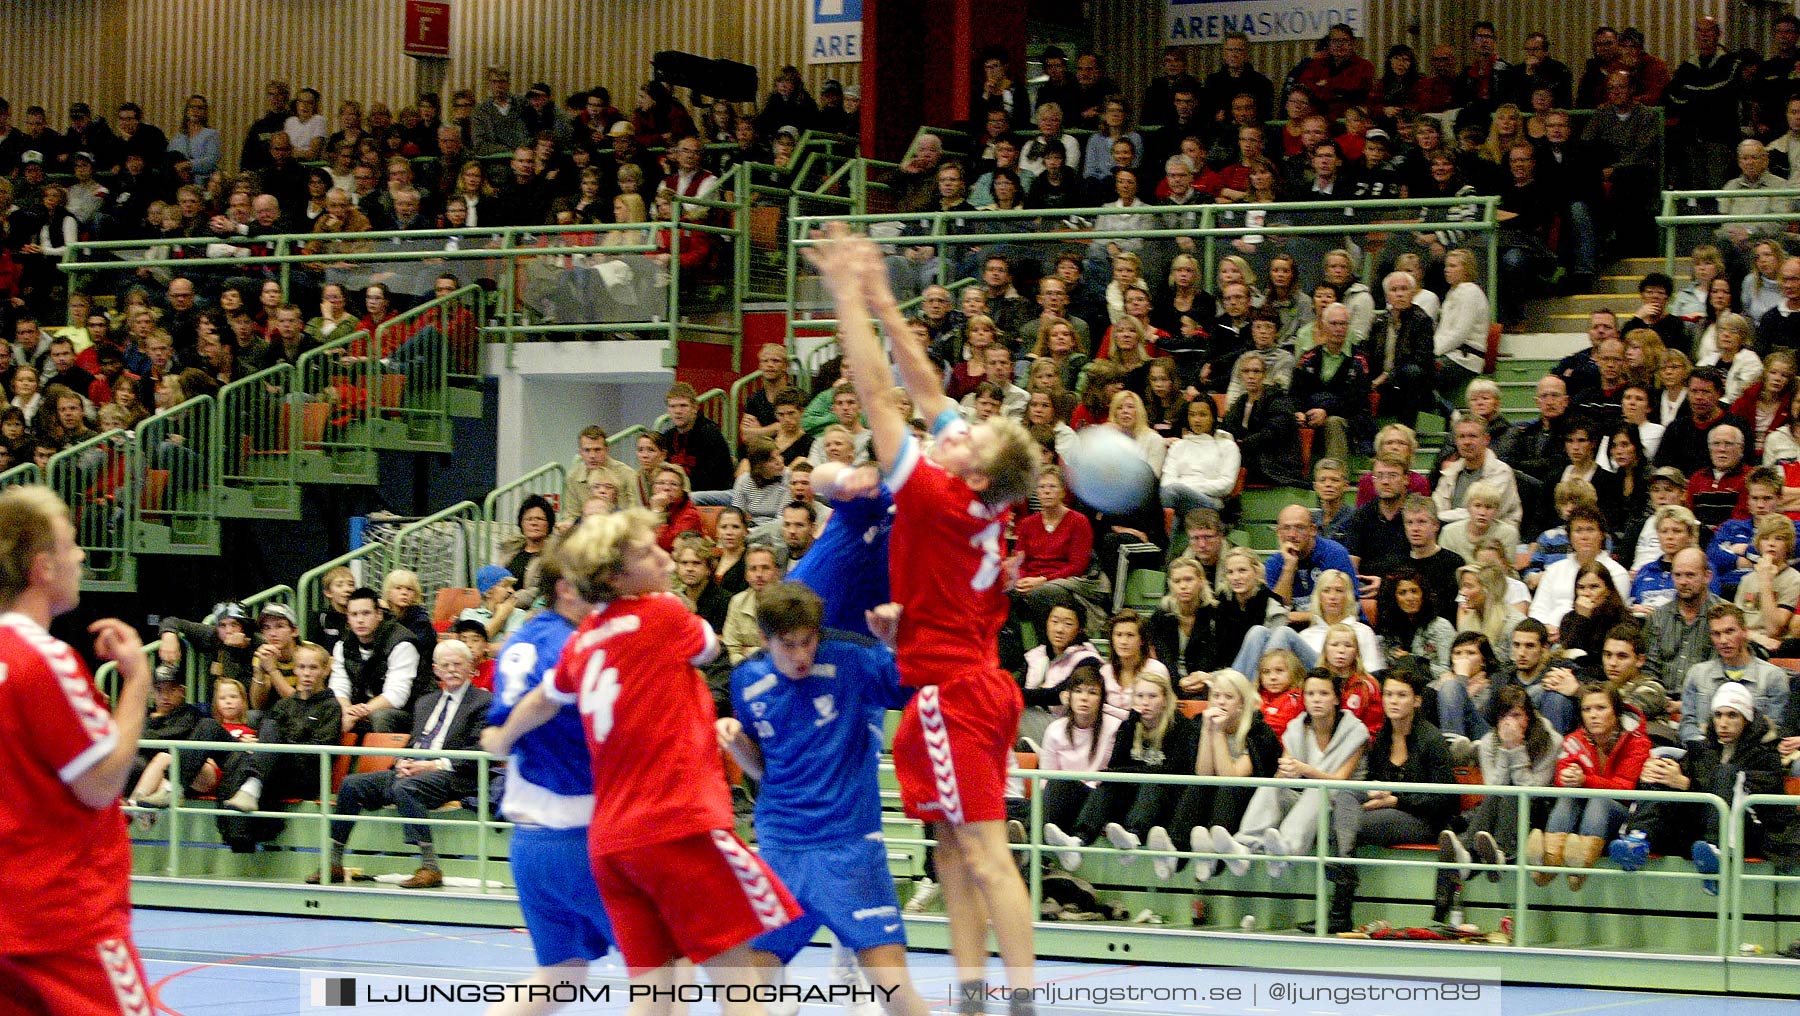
214, 601, 250, 624
452, 618, 490, 639
476, 564, 515, 594
526, 82, 553, 98
843, 86, 860, 100
20, 151, 42, 165
1649, 466, 1688, 487
69, 102, 91, 117
776, 124, 800, 140
73, 150, 95, 163
821, 79, 843, 96
1041, 46, 1068, 63
608, 120, 633, 138
1364, 128, 1391, 143
259, 602, 298, 626
154, 663, 182, 685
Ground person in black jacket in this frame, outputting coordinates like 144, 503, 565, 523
128, 666, 203, 792
329, 587, 425, 734
1365, 272, 1438, 429
1053, 669, 1199, 859
1146, 557, 1218, 699
1289, 303, 1373, 462
1350, 664, 1457, 919
1608, 682, 1799, 885
215, 643, 344, 850
660, 381, 735, 493
1173, 668, 1281, 882
1225, 354, 1305, 487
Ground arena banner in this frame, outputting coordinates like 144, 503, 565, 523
808, 0, 862, 65
1164, 0, 1365, 45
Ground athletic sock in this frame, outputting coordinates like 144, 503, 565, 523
1009, 987, 1036, 1016
329, 841, 346, 867
239, 777, 263, 800
418, 843, 440, 870
958, 979, 986, 1016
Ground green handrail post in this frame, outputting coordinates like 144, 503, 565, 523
388, 500, 480, 601
293, 329, 378, 485
0, 462, 44, 490
370, 283, 482, 452
319, 749, 334, 888
218, 363, 301, 518
46, 427, 140, 591
131, 394, 221, 556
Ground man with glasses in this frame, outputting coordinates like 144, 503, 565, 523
1455, 21, 1510, 135
1657, 366, 1749, 475
1297, 24, 1376, 123
1267, 504, 1358, 627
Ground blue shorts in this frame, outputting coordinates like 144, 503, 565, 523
513, 825, 615, 967
752, 836, 905, 963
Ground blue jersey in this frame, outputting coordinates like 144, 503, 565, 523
730, 630, 912, 848
488, 610, 592, 828
787, 490, 894, 637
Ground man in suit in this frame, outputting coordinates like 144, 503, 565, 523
314, 640, 493, 888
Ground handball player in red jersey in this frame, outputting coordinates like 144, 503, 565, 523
483, 510, 798, 1016
0, 486, 157, 1015
804, 226, 1042, 1016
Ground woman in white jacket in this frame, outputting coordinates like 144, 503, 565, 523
1434, 248, 1490, 405
1160, 398, 1240, 518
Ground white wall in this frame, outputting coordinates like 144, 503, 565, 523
485, 341, 674, 484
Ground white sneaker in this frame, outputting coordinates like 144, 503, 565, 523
1213, 825, 1253, 877
1261, 828, 1291, 878
903, 877, 938, 914
1146, 826, 1177, 880
1043, 823, 1083, 871
833, 943, 883, 1016
1440, 829, 1472, 881
139, 779, 172, 808
1104, 822, 1141, 866
1188, 825, 1218, 880
224, 789, 259, 814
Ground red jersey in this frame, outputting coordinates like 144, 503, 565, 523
545, 592, 728, 855
0, 612, 133, 955
886, 425, 1013, 689
1259, 687, 1303, 739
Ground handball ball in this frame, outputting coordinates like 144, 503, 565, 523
1063, 426, 1157, 514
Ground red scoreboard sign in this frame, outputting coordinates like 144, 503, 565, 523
404, 0, 451, 58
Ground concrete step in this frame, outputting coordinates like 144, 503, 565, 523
1616, 256, 1686, 274
1559, 291, 1652, 313
1535, 312, 1598, 334
1595, 274, 1651, 294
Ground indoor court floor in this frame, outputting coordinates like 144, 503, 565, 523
135, 908, 1796, 1016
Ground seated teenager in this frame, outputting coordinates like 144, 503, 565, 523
1437, 686, 1559, 908
1042, 668, 1197, 866
1596, 622, 1676, 746
1440, 481, 1521, 565
1732, 513, 1800, 653
1098, 609, 1166, 719
1705, 466, 1789, 590
1375, 566, 1457, 671
1522, 478, 1599, 591
1175, 668, 1281, 883
1455, 562, 1526, 666
1610, 683, 1800, 888
126, 677, 257, 824
1353, 664, 1457, 920
1528, 682, 1651, 891
1147, 556, 1220, 700
1215, 547, 1287, 672
1558, 560, 1629, 660
1214, 667, 1368, 877
1038, 670, 1124, 870
1434, 630, 1503, 744
1017, 602, 1105, 744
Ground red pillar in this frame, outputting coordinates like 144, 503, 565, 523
861, 0, 1028, 161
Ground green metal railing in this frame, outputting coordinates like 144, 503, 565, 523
1657, 186, 1800, 278
127, 739, 502, 892
217, 363, 303, 520
46, 428, 138, 592
132, 395, 220, 557
386, 500, 479, 602
482, 462, 566, 565
0, 462, 43, 490
294, 500, 482, 640
607, 424, 646, 461
293, 329, 379, 486
368, 284, 484, 453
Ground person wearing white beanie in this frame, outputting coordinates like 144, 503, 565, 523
1606, 676, 1797, 892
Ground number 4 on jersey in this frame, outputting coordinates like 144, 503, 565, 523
579, 650, 622, 743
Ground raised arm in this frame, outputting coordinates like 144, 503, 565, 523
802, 226, 911, 473
859, 245, 955, 424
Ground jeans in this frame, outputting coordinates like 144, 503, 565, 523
1358, 807, 1440, 847
1566, 200, 1598, 277
1159, 482, 1223, 522
1547, 795, 1629, 839
1433, 675, 1491, 741
1230, 624, 1317, 678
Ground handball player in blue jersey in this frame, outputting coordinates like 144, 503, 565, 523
482, 547, 618, 1016
718, 582, 929, 1016
786, 460, 894, 638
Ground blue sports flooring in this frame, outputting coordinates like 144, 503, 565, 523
134, 908, 1793, 1016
